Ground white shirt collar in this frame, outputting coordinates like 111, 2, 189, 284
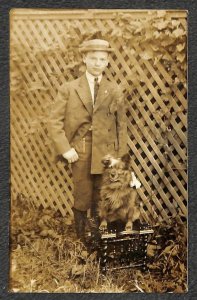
86, 70, 102, 84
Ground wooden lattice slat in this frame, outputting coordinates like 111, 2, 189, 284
10, 9, 187, 223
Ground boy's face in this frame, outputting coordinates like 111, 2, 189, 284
83, 51, 109, 76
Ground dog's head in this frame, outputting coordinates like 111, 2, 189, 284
102, 153, 131, 169
101, 154, 132, 188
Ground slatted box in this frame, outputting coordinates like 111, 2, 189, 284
88, 223, 153, 272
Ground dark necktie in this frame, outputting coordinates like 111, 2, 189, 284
94, 77, 99, 104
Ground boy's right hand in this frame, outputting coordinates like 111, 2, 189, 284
62, 148, 79, 163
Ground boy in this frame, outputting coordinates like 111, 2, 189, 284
49, 39, 127, 244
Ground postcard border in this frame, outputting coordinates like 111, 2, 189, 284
0, 0, 197, 299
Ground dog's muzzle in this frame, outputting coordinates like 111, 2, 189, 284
109, 170, 119, 182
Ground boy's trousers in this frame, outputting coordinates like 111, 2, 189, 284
71, 131, 102, 240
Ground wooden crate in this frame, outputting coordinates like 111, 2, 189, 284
10, 9, 187, 223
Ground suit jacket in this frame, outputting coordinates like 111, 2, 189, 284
48, 73, 128, 174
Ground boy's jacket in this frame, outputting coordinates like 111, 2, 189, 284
48, 73, 128, 174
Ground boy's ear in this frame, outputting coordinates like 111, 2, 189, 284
121, 153, 131, 166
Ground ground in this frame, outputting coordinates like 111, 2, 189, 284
9, 194, 187, 293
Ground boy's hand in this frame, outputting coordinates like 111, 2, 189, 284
62, 148, 79, 163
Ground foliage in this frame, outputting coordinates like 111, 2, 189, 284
10, 10, 187, 108
10, 194, 187, 293
146, 219, 187, 292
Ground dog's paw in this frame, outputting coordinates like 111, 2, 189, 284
125, 221, 133, 231
99, 220, 108, 231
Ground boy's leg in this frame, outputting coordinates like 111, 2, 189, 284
71, 134, 93, 243
91, 174, 102, 226
72, 207, 87, 244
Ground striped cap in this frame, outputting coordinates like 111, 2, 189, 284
79, 39, 114, 52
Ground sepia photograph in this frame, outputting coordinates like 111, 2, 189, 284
9, 8, 187, 293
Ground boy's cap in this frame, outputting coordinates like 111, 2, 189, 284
79, 39, 114, 52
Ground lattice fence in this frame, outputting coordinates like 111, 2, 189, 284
10, 9, 187, 223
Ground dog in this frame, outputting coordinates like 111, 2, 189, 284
98, 153, 141, 232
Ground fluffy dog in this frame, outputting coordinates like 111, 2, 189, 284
98, 153, 141, 231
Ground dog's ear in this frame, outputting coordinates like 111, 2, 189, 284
121, 153, 131, 167
101, 156, 111, 168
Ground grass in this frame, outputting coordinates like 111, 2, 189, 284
9, 194, 187, 293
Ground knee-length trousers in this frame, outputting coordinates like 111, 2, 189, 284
71, 132, 102, 216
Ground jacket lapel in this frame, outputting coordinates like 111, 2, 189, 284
75, 74, 93, 115
93, 76, 110, 113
